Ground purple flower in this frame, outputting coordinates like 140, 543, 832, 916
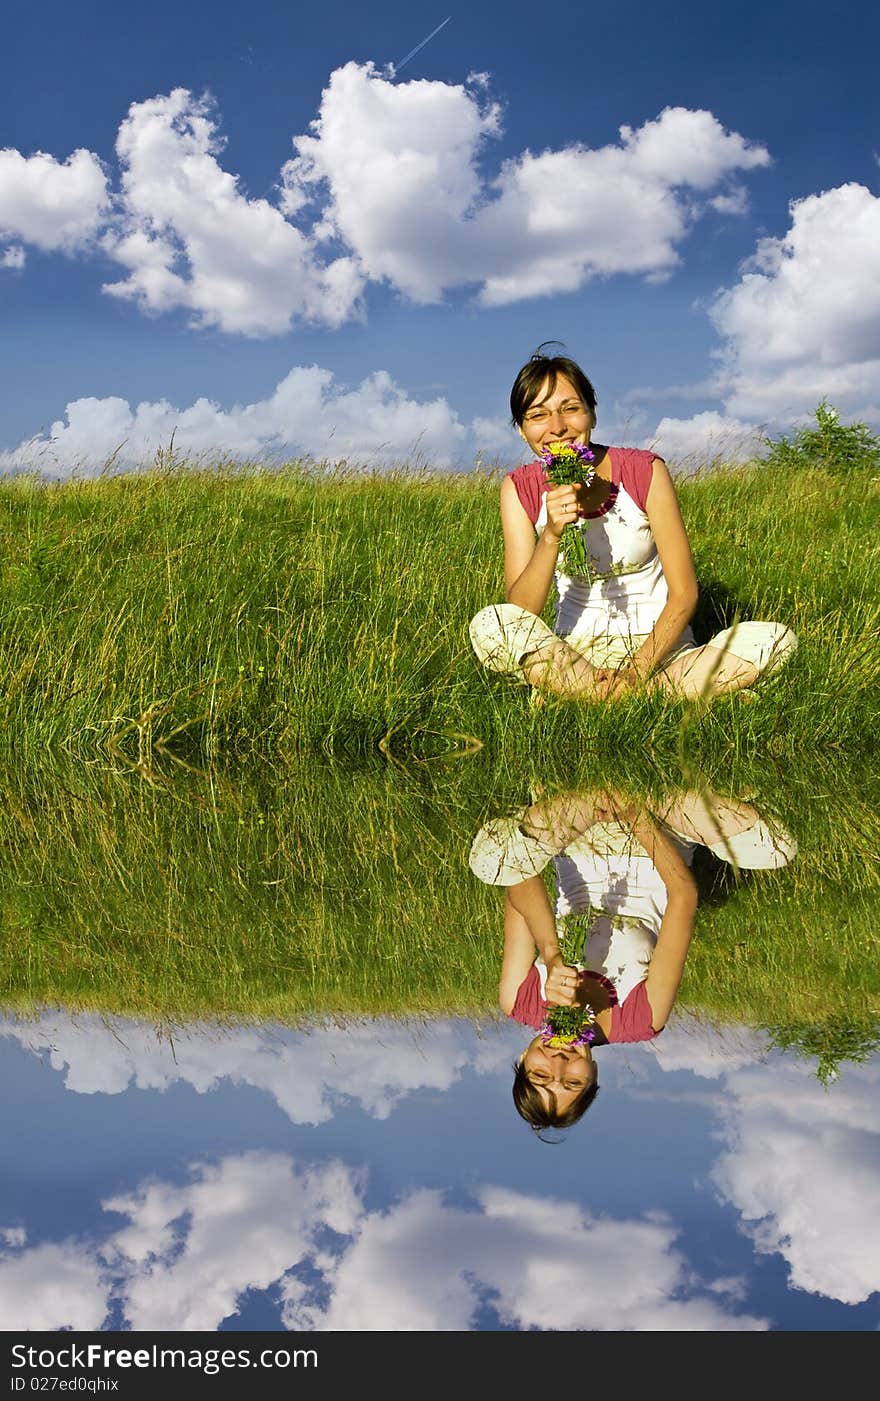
539, 440, 596, 475
540, 440, 597, 576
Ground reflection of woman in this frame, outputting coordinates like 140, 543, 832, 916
470, 346, 797, 700
470, 789, 796, 1130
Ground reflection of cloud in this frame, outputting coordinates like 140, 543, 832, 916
0, 1238, 107, 1330
281, 1185, 766, 1331
652, 1019, 765, 1079
7, 1009, 878, 1316
104, 1152, 361, 1331
711, 1060, 880, 1305
0, 1013, 514, 1124
56, 1155, 766, 1331
650, 1024, 880, 1306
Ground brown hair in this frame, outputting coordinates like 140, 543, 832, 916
510, 342, 597, 426
512, 1058, 599, 1131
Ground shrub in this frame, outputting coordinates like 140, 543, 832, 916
763, 401, 880, 474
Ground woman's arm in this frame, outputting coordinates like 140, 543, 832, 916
500, 476, 559, 614
499, 875, 573, 1014
630, 812, 699, 1030
501, 475, 585, 615
499, 889, 542, 1013
625, 458, 699, 681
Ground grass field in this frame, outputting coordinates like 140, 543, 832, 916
1, 414, 877, 1080
0, 433, 877, 765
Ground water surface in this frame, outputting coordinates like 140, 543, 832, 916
2, 1011, 878, 1330
1, 753, 877, 1331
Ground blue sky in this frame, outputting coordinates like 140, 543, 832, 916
3, 1012, 879, 1330
2, 0, 878, 472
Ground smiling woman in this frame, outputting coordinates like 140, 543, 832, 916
469, 345, 798, 702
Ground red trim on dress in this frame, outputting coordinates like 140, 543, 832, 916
508, 965, 660, 1043
507, 446, 658, 524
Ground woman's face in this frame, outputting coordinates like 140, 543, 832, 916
521, 1037, 595, 1118
518, 374, 594, 458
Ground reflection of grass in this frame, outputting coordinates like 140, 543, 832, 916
764, 1019, 880, 1087
0, 457, 877, 761
0, 756, 877, 1084
0, 755, 496, 1021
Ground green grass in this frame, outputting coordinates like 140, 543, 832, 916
2, 412, 878, 1081
0, 444, 877, 764
1, 751, 877, 1083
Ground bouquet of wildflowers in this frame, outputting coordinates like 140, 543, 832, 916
541, 1002, 598, 1048
541, 906, 617, 1048
539, 439, 596, 577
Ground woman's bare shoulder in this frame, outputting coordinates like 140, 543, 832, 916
503, 461, 544, 525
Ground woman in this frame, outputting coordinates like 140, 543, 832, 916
469, 346, 797, 700
470, 786, 797, 1130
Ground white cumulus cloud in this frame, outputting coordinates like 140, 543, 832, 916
648, 410, 767, 466
1, 244, 25, 269
102, 89, 364, 334
637, 182, 880, 458
0, 68, 770, 337
0, 146, 108, 252
285, 64, 770, 306
0, 366, 509, 474
711, 1058, 880, 1305
708, 182, 880, 426
0, 1238, 108, 1330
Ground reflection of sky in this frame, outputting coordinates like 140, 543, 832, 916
1, 1013, 878, 1331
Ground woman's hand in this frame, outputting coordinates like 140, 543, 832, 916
544, 484, 581, 541
544, 953, 580, 1007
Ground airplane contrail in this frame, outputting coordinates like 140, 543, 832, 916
395, 16, 452, 73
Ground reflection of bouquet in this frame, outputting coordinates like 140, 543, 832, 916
541, 1002, 598, 1048
540, 907, 618, 1047
539, 440, 596, 577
